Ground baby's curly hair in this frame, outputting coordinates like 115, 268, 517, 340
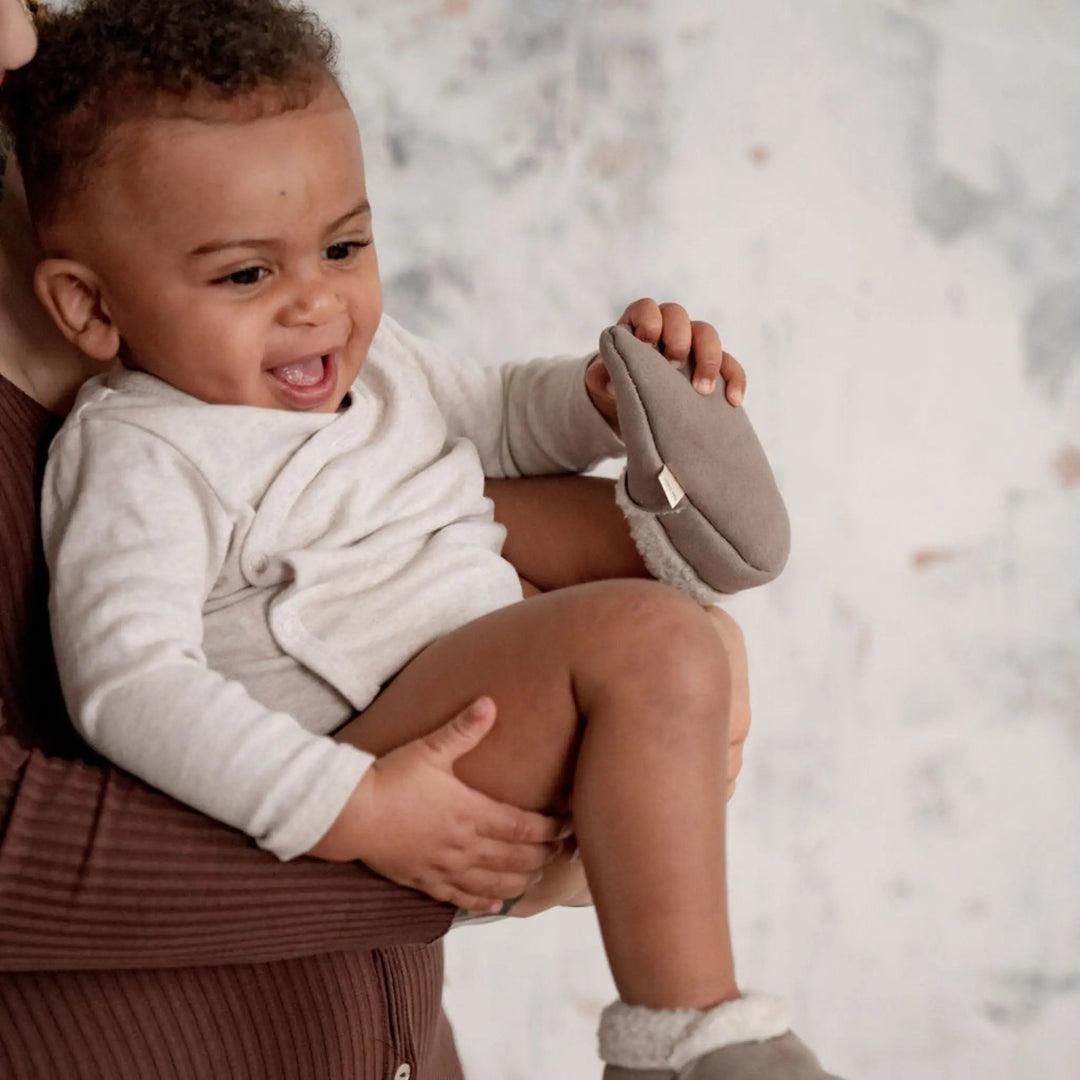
1, 0, 339, 226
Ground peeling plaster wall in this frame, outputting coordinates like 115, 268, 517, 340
314, 2, 1080, 1076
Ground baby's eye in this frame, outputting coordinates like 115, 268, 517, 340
323, 240, 366, 262
217, 266, 268, 287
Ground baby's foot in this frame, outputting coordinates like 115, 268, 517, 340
599, 996, 844, 1080
599, 325, 790, 603
603, 1032, 844, 1080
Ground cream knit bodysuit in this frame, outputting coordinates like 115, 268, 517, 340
43, 315, 622, 858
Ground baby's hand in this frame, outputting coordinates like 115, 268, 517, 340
620, 298, 746, 402
309, 697, 564, 913
585, 298, 746, 431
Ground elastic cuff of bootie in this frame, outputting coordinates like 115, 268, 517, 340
598, 993, 791, 1071
613, 469, 725, 607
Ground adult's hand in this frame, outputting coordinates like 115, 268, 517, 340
507, 835, 593, 917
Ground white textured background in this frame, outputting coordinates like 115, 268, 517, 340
318, 2, 1080, 1077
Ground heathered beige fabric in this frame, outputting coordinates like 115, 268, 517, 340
42, 314, 622, 860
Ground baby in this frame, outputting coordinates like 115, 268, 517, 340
4, 1, 840, 1077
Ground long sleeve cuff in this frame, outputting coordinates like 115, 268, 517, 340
261, 740, 374, 861
499, 352, 625, 476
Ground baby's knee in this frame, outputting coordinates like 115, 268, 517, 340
703, 605, 744, 652
703, 606, 748, 680
593, 580, 731, 704
594, 578, 709, 639
703, 604, 750, 717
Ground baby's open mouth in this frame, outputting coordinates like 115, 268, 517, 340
264, 351, 339, 409
269, 354, 329, 387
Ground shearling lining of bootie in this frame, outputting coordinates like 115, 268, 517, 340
598, 993, 791, 1071
614, 469, 725, 607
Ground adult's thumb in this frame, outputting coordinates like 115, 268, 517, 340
425, 696, 497, 764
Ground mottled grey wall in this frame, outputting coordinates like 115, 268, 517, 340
316, 2, 1080, 1077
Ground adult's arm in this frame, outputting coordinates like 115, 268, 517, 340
0, 707, 454, 972
0, 710, 454, 972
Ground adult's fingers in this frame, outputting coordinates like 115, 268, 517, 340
726, 740, 745, 799
728, 699, 751, 749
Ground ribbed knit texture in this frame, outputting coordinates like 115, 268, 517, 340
0, 373, 463, 1077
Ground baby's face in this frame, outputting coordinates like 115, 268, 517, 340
55, 80, 381, 411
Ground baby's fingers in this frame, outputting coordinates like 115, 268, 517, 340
456, 867, 537, 905
618, 297, 663, 346
431, 883, 504, 915
688, 322, 745, 405
657, 302, 693, 363
478, 796, 566, 846
718, 349, 746, 406
429, 865, 537, 913
688, 320, 723, 395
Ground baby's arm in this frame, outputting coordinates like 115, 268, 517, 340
43, 419, 375, 858
381, 314, 624, 481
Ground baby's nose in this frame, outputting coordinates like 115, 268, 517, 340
279, 278, 345, 326
268, 312, 352, 364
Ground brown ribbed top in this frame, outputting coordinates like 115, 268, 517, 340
0, 373, 462, 1078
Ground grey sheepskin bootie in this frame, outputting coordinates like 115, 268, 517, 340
598, 995, 845, 1080
599, 325, 790, 604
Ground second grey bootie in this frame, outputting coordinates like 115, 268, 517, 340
598, 996, 844, 1080
603, 1031, 843, 1080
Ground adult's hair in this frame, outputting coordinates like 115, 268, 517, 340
0, 0, 339, 226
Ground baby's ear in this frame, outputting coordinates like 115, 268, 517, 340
33, 258, 120, 363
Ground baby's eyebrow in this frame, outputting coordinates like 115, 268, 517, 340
325, 200, 372, 234
187, 203, 371, 258
188, 237, 274, 258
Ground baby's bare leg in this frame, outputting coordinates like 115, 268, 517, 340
490, 476, 750, 796
487, 475, 647, 590
340, 579, 737, 1009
